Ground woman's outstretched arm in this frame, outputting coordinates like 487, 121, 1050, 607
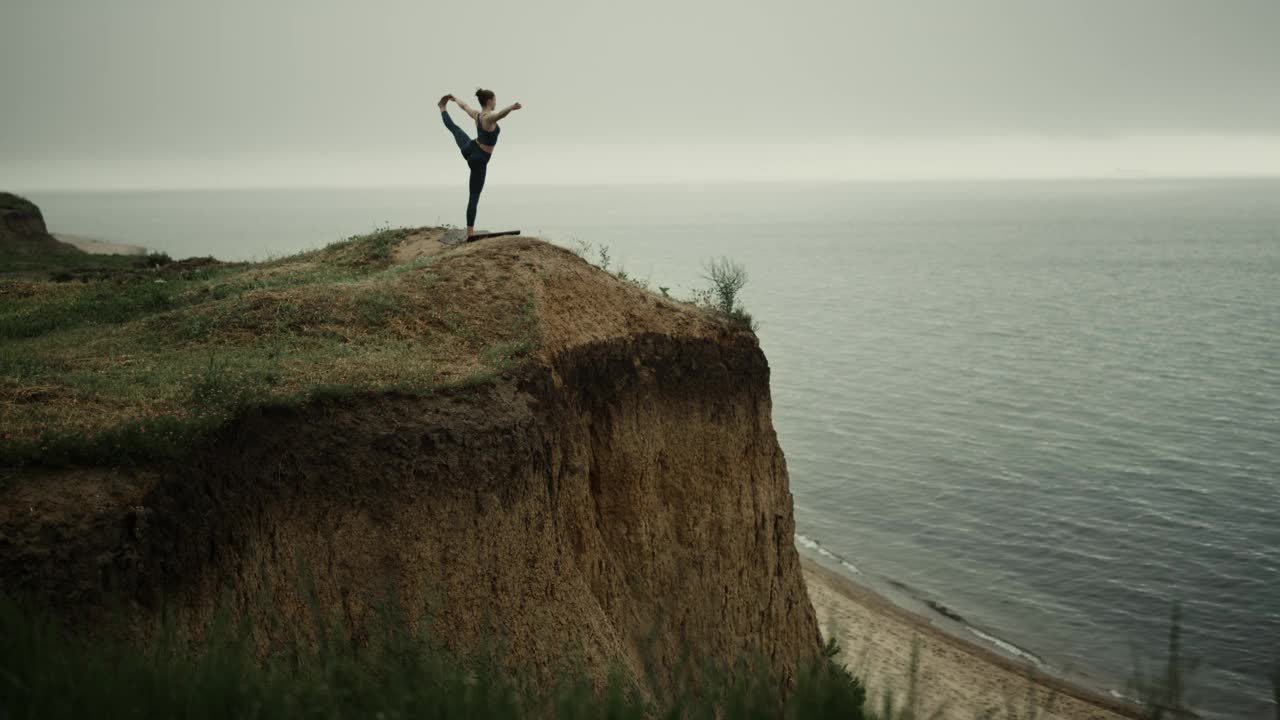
478, 103, 522, 130
488, 102, 522, 122
451, 96, 480, 120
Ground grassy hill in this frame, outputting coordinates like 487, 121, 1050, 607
1, 227, 545, 469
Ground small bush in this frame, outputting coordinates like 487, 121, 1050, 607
694, 257, 758, 331
702, 257, 748, 315
143, 251, 173, 267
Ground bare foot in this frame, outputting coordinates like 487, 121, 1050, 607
438, 94, 451, 111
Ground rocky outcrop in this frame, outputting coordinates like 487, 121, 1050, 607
0, 192, 81, 255
0, 236, 820, 693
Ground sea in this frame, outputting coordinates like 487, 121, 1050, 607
25, 179, 1280, 718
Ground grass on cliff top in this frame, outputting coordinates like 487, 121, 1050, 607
0, 227, 540, 469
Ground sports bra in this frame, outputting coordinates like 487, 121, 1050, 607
476, 113, 500, 146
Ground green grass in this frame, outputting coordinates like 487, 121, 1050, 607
0, 248, 129, 276
0, 590, 867, 720
16, 586, 1253, 720
0, 227, 542, 470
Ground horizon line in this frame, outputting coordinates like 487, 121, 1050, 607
13, 173, 1280, 194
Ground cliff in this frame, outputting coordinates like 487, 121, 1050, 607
0, 192, 81, 255
0, 228, 820, 693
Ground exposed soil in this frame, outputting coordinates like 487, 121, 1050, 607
0, 234, 820, 694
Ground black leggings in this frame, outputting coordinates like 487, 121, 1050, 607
441, 111, 490, 227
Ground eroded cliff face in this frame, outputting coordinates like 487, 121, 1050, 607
0, 236, 820, 692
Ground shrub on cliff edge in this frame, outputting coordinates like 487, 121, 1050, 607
694, 256, 758, 331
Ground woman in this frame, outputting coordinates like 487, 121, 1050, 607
438, 88, 522, 240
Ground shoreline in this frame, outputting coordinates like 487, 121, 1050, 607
53, 233, 149, 255
800, 554, 1143, 719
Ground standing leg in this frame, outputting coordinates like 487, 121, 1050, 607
441, 111, 472, 152
466, 158, 488, 237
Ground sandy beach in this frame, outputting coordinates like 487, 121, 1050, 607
802, 559, 1141, 720
53, 233, 149, 255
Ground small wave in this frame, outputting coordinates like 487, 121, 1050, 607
925, 600, 966, 623
796, 534, 1055, 677
1106, 687, 1153, 709
795, 534, 862, 575
965, 626, 1046, 668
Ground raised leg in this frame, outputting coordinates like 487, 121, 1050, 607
441, 111, 471, 152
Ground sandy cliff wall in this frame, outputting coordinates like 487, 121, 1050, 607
0, 236, 820, 692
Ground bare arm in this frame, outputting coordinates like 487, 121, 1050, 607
452, 97, 480, 120
480, 103, 523, 128
493, 103, 521, 121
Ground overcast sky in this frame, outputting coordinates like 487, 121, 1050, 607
3, 0, 1279, 189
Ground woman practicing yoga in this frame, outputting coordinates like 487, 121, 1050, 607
438, 88, 522, 240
